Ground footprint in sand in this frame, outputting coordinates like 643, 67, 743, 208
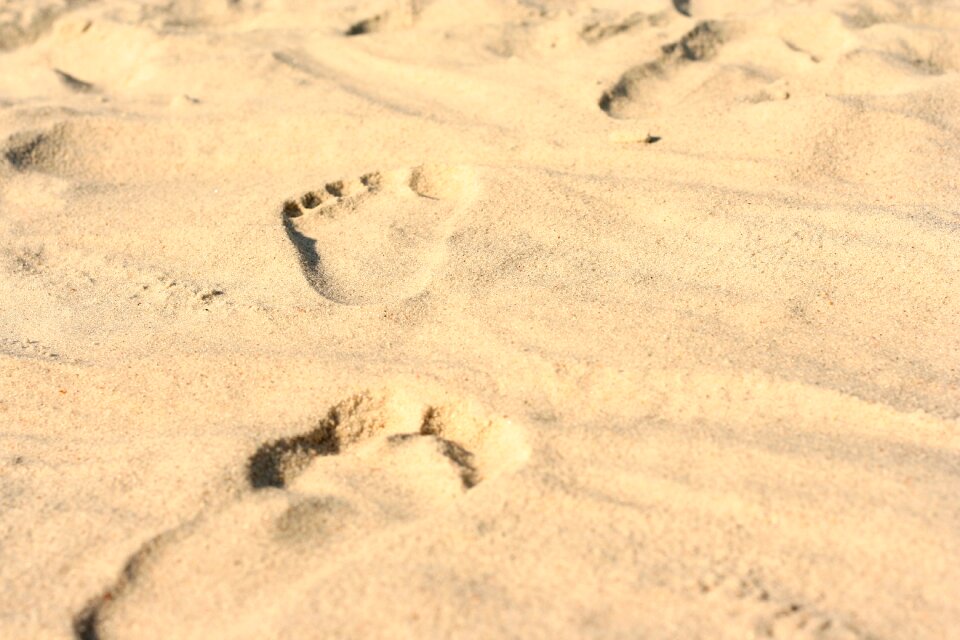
75, 390, 528, 639
697, 572, 875, 640
281, 164, 475, 305
599, 20, 735, 117
599, 20, 802, 118
246, 389, 523, 491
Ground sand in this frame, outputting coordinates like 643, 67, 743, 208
1, 0, 958, 638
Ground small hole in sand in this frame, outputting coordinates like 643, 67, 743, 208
360, 172, 382, 189
300, 192, 322, 208
282, 200, 302, 217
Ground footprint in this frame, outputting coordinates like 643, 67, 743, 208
697, 572, 877, 640
248, 390, 524, 492
599, 20, 734, 118
128, 272, 228, 314
75, 389, 528, 639
281, 164, 475, 305
0, 337, 64, 362
600, 18, 825, 117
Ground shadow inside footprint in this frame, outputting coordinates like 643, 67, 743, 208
4, 129, 60, 171
248, 423, 338, 489
73, 609, 98, 640
281, 215, 321, 292
248, 394, 372, 488
386, 432, 480, 489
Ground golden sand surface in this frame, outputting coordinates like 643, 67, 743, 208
1, 0, 958, 638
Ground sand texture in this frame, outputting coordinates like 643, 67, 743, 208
1, 0, 959, 638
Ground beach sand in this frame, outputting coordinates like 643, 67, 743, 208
1, 0, 958, 638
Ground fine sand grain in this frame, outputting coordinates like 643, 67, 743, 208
1, 0, 958, 638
